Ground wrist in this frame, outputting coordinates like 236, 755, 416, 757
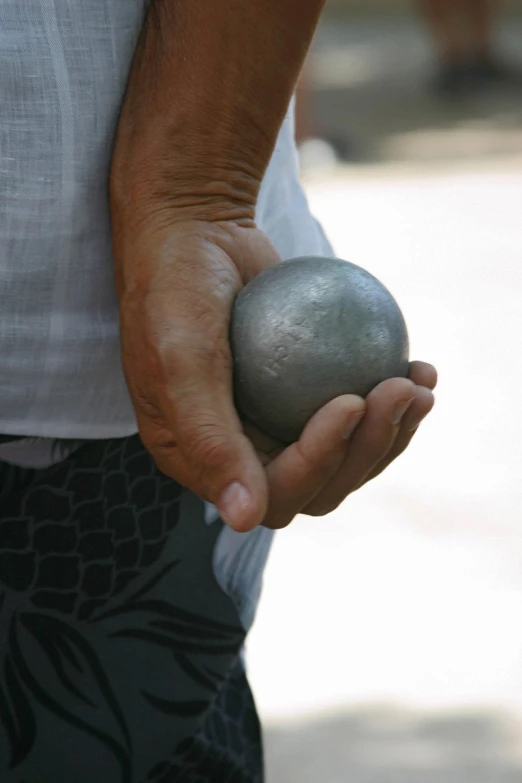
110, 144, 260, 227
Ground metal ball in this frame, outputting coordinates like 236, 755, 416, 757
230, 256, 409, 443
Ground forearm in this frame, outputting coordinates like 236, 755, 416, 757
110, 0, 326, 221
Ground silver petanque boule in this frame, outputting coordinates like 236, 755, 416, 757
231, 256, 409, 443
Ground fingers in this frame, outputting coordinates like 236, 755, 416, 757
261, 395, 366, 530
408, 360, 437, 390
302, 377, 416, 516
364, 383, 435, 483
361, 359, 437, 481
233, 362, 437, 529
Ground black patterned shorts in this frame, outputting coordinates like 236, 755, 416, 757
0, 435, 264, 782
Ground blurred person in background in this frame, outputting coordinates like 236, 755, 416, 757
420, 0, 517, 95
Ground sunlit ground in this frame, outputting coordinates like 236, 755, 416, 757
247, 167, 522, 781
247, 8, 522, 782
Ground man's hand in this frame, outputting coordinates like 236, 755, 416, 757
110, 0, 435, 532
114, 216, 436, 532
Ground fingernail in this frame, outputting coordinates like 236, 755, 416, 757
342, 411, 365, 440
218, 482, 253, 530
391, 398, 414, 426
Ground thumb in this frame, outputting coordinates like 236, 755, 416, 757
148, 350, 269, 533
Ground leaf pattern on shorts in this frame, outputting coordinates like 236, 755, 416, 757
0, 436, 258, 782
0, 612, 132, 778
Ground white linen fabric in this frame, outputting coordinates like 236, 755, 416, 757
0, 0, 331, 438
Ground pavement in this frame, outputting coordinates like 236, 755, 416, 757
245, 8, 522, 783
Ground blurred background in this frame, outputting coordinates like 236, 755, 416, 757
247, 1, 522, 781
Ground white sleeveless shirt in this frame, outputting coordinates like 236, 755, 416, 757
0, 0, 331, 438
